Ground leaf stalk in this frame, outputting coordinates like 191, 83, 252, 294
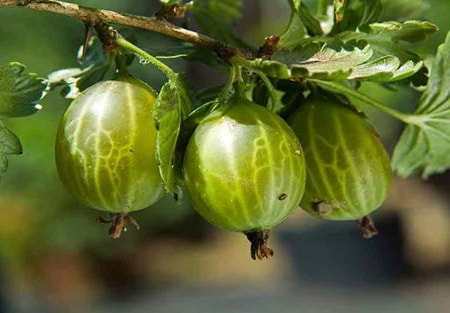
114, 35, 191, 109
311, 79, 413, 123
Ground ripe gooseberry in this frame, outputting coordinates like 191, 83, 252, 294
55, 76, 164, 238
287, 97, 392, 237
183, 97, 306, 259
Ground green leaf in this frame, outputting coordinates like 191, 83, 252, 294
348, 57, 423, 81
281, 20, 437, 62
292, 44, 373, 73
335, 20, 436, 84
47, 36, 117, 99
154, 81, 185, 194
363, 21, 438, 43
246, 35, 424, 82
392, 31, 450, 177
337, 21, 437, 66
0, 120, 22, 174
0, 62, 46, 117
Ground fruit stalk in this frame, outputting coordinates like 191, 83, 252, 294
246, 230, 274, 260
114, 35, 191, 108
359, 215, 379, 239
97, 213, 140, 239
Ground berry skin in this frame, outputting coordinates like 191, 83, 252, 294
288, 98, 392, 232
55, 78, 164, 215
183, 97, 306, 259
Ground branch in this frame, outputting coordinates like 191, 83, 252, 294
0, 0, 236, 57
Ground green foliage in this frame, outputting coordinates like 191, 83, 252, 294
243, 41, 423, 82
48, 36, 115, 99
392, 31, 450, 178
0, 62, 46, 117
154, 81, 186, 194
362, 21, 438, 43
0, 120, 22, 174
1, 0, 450, 256
268, 2, 437, 86
0, 62, 45, 177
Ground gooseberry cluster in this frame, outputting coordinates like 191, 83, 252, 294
55, 73, 392, 260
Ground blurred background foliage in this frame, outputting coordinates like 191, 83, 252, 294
0, 1, 449, 313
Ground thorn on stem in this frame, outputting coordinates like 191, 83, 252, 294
80, 23, 93, 59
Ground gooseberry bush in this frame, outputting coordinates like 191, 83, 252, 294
0, 0, 449, 260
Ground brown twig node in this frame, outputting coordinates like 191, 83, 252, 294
246, 230, 274, 260
96, 213, 140, 239
358, 215, 378, 239
94, 23, 118, 52
257, 36, 280, 59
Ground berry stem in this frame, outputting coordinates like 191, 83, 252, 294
359, 215, 378, 238
246, 230, 274, 260
114, 35, 178, 82
114, 34, 191, 109
97, 213, 140, 239
217, 65, 237, 106
231, 55, 278, 112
